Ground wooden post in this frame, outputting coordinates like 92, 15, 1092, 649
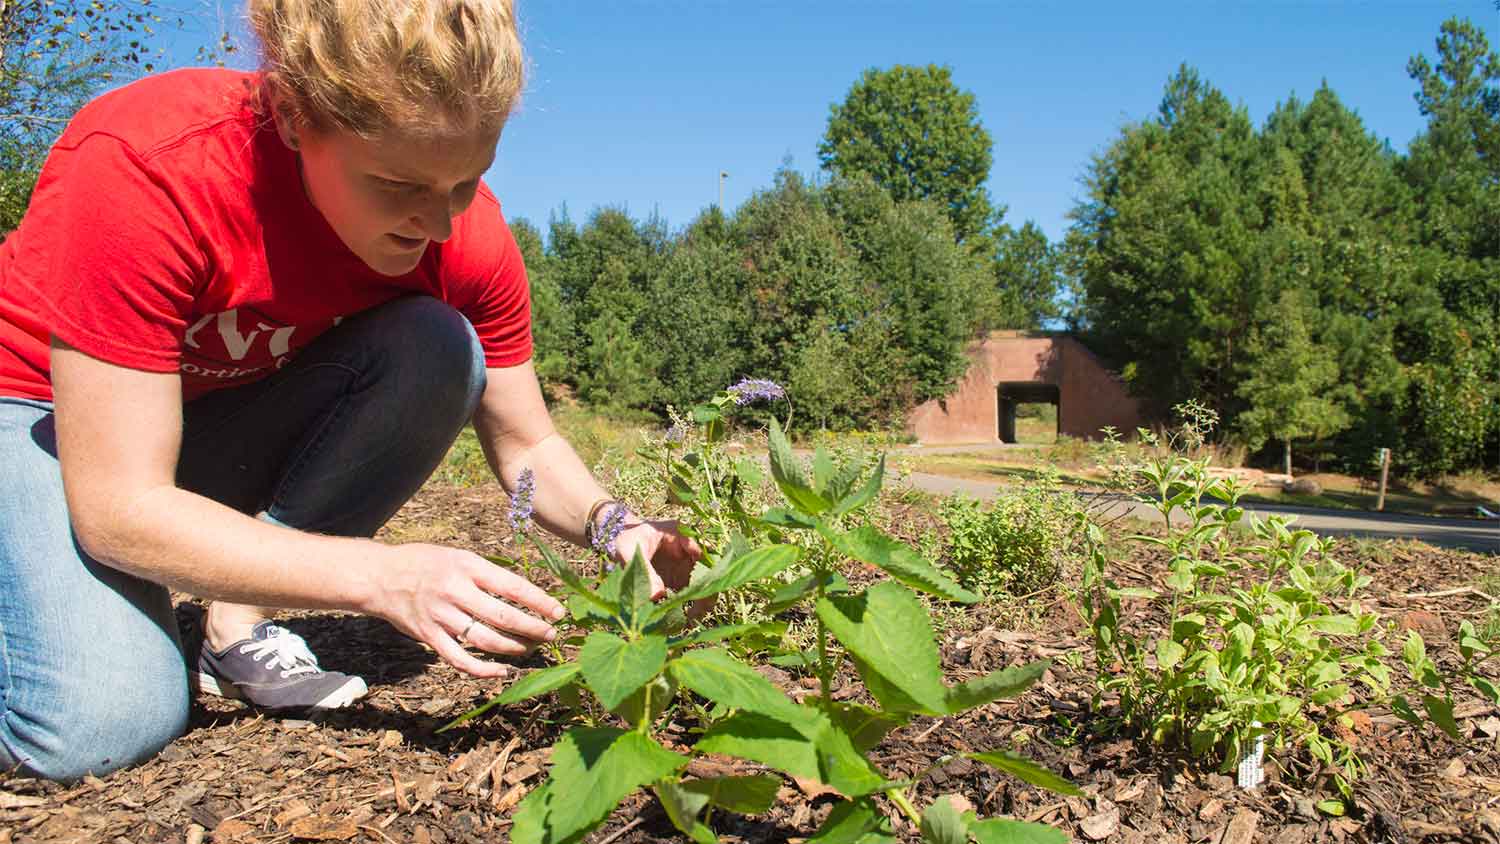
1375, 447, 1390, 512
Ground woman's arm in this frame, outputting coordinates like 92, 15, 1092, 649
473, 359, 702, 593
50, 338, 562, 677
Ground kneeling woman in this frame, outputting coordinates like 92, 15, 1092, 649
0, 0, 698, 781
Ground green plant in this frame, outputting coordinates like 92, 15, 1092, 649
938, 471, 1082, 599
446, 384, 1079, 844
1076, 403, 1500, 810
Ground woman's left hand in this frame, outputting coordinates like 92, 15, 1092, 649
613, 519, 712, 616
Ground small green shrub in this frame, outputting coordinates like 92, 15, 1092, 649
939, 473, 1082, 598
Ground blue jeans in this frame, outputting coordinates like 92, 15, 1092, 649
0, 297, 486, 780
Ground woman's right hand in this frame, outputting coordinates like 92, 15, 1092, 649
370, 543, 566, 678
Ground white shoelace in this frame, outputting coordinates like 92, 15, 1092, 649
238, 627, 322, 678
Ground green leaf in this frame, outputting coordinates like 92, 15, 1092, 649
825, 701, 906, 754
525, 729, 687, 844
921, 795, 970, 844
1156, 639, 1186, 670
734, 457, 765, 490
769, 418, 831, 515
505, 546, 619, 619
1310, 684, 1350, 706
692, 405, 722, 424
621, 549, 655, 623
1109, 587, 1160, 600
1422, 694, 1462, 740
830, 454, 886, 517
969, 751, 1083, 796
510, 782, 550, 844
1473, 677, 1500, 706
807, 798, 894, 844
761, 508, 818, 530
1306, 614, 1360, 636
820, 524, 979, 604
1403, 631, 1427, 670
945, 660, 1049, 714
578, 631, 668, 711
654, 780, 716, 844
679, 775, 781, 815
670, 621, 788, 651
817, 583, 950, 715
813, 447, 836, 494
1316, 799, 1346, 817
694, 710, 888, 797
767, 571, 850, 614
967, 817, 1068, 844
655, 544, 802, 620
669, 648, 802, 720
439, 662, 582, 732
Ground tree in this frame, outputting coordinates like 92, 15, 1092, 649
986, 221, 1062, 330
1235, 290, 1349, 477
819, 64, 998, 245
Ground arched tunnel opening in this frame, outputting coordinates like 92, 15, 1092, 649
997, 382, 1060, 443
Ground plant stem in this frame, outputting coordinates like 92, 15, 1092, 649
817, 569, 833, 714
638, 680, 653, 735
887, 787, 922, 827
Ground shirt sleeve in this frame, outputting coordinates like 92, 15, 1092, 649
30, 133, 203, 372
439, 184, 533, 368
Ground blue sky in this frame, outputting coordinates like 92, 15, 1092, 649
186, 1, 1496, 243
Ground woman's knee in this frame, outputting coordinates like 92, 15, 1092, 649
3, 659, 189, 782
373, 297, 487, 421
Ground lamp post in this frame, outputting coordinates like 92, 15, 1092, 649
718, 170, 729, 213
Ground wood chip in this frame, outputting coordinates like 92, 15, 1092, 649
418, 698, 454, 717
502, 762, 541, 786
446, 751, 471, 777
1219, 808, 1258, 844
0, 793, 46, 810
393, 771, 412, 814
1199, 797, 1225, 821
492, 783, 527, 813
185, 826, 205, 844
1079, 808, 1120, 841
484, 738, 520, 795
211, 818, 258, 843
287, 815, 360, 841
274, 799, 314, 828
1442, 758, 1466, 780
413, 825, 433, 844
378, 730, 403, 751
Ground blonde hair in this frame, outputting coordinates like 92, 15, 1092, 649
250, 0, 524, 137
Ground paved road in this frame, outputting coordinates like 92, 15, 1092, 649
900, 470, 1499, 554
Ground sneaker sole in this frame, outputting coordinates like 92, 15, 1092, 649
194, 672, 369, 711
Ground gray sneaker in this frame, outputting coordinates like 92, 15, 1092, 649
195, 621, 368, 711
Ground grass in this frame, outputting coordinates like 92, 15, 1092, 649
1239, 471, 1500, 519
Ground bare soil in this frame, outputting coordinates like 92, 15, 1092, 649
2, 480, 1497, 844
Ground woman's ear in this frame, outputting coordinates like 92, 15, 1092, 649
266, 84, 302, 151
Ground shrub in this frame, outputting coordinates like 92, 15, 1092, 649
939, 473, 1082, 598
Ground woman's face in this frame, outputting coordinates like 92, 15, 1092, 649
292, 119, 500, 276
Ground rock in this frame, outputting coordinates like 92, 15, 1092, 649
1282, 477, 1323, 496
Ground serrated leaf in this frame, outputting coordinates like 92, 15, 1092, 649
670, 621, 788, 651
817, 583, 949, 715
807, 798, 894, 844
813, 447, 836, 494
825, 701, 907, 754
694, 710, 888, 797
734, 457, 765, 489
579, 631, 668, 711
621, 549, 655, 623
654, 780, 716, 844
819, 524, 978, 604
921, 795, 969, 844
830, 454, 885, 517
525, 729, 687, 844
679, 775, 781, 815
669, 648, 801, 720
1422, 694, 1461, 739
654, 544, 801, 621
768, 571, 850, 614
439, 662, 583, 732
769, 418, 831, 515
969, 751, 1083, 796
967, 817, 1068, 844
1310, 683, 1350, 706
509, 782, 550, 844
945, 659, 1049, 714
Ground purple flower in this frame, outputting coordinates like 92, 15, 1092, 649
726, 378, 786, 406
508, 468, 535, 533
591, 501, 628, 556
664, 423, 686, 443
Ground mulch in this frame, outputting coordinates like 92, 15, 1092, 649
2, 480, 1497, 844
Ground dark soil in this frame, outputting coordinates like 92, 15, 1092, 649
2, 480, 1497, 844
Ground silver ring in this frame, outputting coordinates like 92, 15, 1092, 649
457, 616, 479, 646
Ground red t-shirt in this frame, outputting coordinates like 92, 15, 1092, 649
0, 68, 532, 403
